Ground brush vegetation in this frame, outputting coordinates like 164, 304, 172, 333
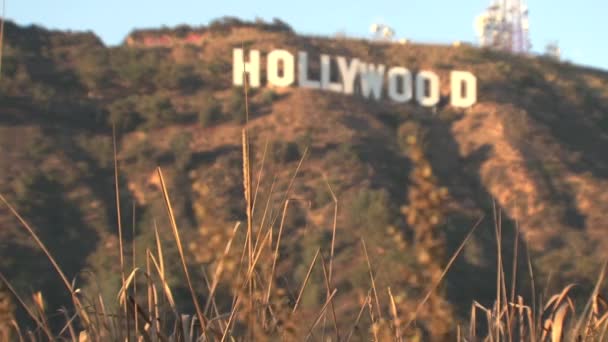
2, 17, 608, 341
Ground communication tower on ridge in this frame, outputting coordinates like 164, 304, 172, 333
475, 0, 531, 54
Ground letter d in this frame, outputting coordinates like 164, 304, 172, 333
450, 71, 477, 108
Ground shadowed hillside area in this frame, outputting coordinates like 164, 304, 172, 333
2, 17, 608, 341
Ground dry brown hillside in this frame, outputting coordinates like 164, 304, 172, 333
2, 17, 608, 339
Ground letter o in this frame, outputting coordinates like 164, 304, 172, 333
387, 67, 413, 102
415, 71, 440, 107
267, 49, 295, 87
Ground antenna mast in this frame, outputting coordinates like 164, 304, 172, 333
475, 0, 530, 54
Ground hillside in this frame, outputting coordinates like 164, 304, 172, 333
1, 17, 608, 340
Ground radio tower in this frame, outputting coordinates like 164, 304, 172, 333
475, 0, 531, 54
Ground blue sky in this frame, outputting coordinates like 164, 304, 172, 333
6, 0, 608, 71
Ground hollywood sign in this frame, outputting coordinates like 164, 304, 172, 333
232, 48, 478, 108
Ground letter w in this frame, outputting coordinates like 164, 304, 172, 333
359, 63, 385, 100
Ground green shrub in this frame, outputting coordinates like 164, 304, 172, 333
281, 200, 308, 230
260, 89, 276, 106
268, 18, 294, 33
208, 16, 244, 35
75, 134, 114, 169
598, 116, 608, 132
437, 108, 463, 122
205, 59, 231, 88
293, 231, 324, 309
30, 83, 56, 109
229, 87, 248, 124
121, 136, 155, 169
397, 121, 428, 153
295, 129, 313, 157
313, 179, 335, 209
170, 132, 193, 169
107, 96, 142, 131
156, 63, 201, 92
326, 142, 360, 167
198, 94, 222, 127
110, 48, 161, 90
76, 47, 112, 90
347, 188, 394, 230
108, 95, 178, 130
269, 140, 300, 164
1, 55, 19, 79
7, 171, 98, 322
137, 95, 177, 128
23, 133, 54, 161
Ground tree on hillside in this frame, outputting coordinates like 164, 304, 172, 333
5, 171, 98, 330
155, 63, 202, 92
76, 47, 112, 91
229, 87, 248, 124
198, 93, 222, 127
110, 49, 161, 90
137, 95, 177, 128
107, 96, 142, 132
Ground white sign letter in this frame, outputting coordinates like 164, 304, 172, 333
321, 55, 342, 92
359, 63, 385, 100
450, 71, 477, 108
233, 48, 260, 88
337, 56, 359, 95
387, 67, 413, 103
267, 49, 295, 87
298, 51, 321, 89
415, 71, 440, 107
